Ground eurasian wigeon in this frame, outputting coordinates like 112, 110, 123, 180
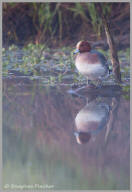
74, 41, 110, 86
74, 100, 110, 144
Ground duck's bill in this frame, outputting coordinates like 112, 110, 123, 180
74, 131, 79, 137
73, 49, 80, 54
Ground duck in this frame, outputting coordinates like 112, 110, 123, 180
74, 99, 110, 144
74, 41, 110, 86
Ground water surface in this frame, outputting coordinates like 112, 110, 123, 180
3, 78, 130, 190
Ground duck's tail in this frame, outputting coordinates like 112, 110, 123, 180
108, 68, 112, 74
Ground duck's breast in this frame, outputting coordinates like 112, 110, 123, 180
75, 52, 107, 78
75, 103, 109, 132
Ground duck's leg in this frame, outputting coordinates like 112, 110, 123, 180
97, 79, 103, 88
86, 78, 96, 88
86, 77, 91, 86
87, 77, 88, 85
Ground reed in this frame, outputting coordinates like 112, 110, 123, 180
3, 2, 129, 46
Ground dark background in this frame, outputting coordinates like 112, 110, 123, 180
2, 2, 130, 49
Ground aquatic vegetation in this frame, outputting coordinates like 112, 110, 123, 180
2, 44, 130, 87
122, 85, 130, 100
58, 73, 63, 83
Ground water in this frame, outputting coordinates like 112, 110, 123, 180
2, 78, 130, 190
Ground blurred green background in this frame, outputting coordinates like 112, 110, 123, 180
3, 2, 130, 48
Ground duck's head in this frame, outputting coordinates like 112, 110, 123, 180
74, 131, 91, 144
74, 41, 91, 54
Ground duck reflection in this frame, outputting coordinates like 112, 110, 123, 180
74, 98, 110, 144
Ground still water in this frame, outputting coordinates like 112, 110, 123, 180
3, 78, 130, 190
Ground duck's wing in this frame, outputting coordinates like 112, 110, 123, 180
91, 50, 111, 73
91, 104, 110, 135
90, 50, 107, 64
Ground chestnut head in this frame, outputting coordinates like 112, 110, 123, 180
74, 41, 91, 54
74, 131, 91, 144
